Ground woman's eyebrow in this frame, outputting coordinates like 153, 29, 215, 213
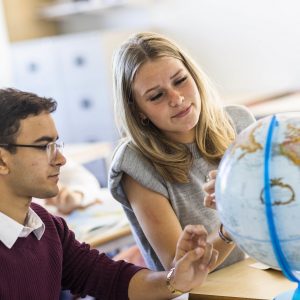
144, 85, 160, 96
143, 69, 184, 96
170, 69, 183, 79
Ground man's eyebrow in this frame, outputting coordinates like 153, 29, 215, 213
33, 136, 59, 143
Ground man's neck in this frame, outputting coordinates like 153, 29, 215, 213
0, 194, 31, 225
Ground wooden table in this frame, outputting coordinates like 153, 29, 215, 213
189, 258, 297, 300
86, 224, 134, 253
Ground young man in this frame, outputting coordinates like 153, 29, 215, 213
0, 88, 218, 300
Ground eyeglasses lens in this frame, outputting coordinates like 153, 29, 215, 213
47, 142, 63, 163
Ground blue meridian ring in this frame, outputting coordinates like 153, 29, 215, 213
264, 115, 300, 299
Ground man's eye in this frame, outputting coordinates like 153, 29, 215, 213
37, 145, 48, 150
175, 76, 187, 85
150, 92, 163, 101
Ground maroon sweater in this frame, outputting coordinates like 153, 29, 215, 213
0, 203, 143, 300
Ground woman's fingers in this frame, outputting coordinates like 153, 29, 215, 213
203, 180, 215, 194
208, 170, 217, 180
203, 169, 217, 209
204, 193, 216, 209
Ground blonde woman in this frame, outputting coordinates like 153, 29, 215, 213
109, 32, 255, 271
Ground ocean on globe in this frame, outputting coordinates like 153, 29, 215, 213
216, 112, 300, 272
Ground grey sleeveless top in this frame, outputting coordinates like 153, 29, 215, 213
109, 105, 256, 271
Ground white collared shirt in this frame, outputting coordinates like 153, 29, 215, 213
0, 208, 45, 249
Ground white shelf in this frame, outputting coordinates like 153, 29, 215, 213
38, 0, 127, 20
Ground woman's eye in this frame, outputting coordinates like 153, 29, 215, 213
149, 92, 163, 101
175, 76, 187, 85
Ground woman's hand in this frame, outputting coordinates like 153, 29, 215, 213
203, 170, 218, 210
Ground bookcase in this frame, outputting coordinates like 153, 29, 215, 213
10, 30, 131, 143
2, 0, 58, 42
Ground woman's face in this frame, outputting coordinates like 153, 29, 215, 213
132, 57, 201, 143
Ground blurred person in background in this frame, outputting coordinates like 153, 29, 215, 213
42, 160, 102, 215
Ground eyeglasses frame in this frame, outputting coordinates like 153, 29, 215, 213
0, 141, 64, 163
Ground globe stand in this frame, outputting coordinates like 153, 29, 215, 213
264, 116, 300, 300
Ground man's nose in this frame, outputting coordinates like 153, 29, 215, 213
51, 150, 66, 167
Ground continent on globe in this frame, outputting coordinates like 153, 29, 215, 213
260, 178, 295, 206
279, 124, 300, 166
233, 122, 263, 160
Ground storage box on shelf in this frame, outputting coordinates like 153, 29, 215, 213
10, 30, 131, 144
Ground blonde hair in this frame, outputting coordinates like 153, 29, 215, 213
113, 32, 235, 183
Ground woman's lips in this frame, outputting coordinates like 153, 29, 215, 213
172, 104, 192, 118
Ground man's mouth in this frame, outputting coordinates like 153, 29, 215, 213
49, 173, 59, 179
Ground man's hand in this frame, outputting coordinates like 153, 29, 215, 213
203, 170, 217, 210
128, 225, 219, 300
171, 225, 218, 292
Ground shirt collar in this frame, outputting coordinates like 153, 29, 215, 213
0, 207, 45, 249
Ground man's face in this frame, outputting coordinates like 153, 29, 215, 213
4, 112, 66, 200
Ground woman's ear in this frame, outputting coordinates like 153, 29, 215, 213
139, 112, 147, 121
0, 149, 10, 175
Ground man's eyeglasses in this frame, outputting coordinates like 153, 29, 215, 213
0, 141, 64, 163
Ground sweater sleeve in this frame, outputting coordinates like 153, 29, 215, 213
109, 142, 169, 209
55, 216, 144, 299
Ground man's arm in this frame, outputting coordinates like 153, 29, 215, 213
128, 225, 218, 300
54, 210, 216, 299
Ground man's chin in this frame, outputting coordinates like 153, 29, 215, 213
32, 187, 59, 200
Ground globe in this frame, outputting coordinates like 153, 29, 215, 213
215, 113, 300, 299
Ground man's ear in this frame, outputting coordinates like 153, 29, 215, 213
0, 149, 10, 175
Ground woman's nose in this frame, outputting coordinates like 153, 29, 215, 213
168, 91, 184, 107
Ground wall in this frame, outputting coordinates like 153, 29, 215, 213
5, 0, 300, 100
149, 0, 300, 101
0, 0, 12, 87
59, 0, 299, 102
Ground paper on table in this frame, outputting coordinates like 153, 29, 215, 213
249, 261, 272, 270
65, 201, 129, 242
174, 294, 189, 300
34, 188, 129, 242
